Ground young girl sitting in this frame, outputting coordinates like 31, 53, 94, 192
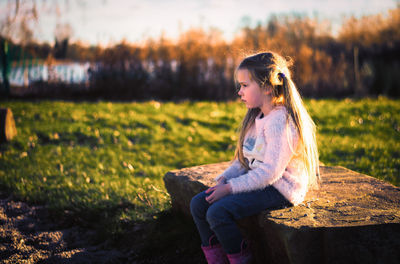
190, 51, 319, 264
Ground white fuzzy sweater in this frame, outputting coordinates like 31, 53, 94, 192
215, 106, 308, 205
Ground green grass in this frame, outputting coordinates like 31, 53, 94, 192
0, 100, 242, 236
308, 97, 400, 185
0, 97, 399, 245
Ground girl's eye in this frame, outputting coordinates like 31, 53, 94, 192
235, 83, 247, 92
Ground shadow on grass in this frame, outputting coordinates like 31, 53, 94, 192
118, 209, 206, 264
48, 208, 206, 263
40, 192, 205, 263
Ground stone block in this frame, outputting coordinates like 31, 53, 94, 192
163, 163, 400, 264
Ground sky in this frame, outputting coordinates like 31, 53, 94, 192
1, 0, 399, 46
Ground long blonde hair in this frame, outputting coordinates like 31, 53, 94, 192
234, 52, 320, 188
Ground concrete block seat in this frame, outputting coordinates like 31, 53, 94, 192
163, 162, 400, 264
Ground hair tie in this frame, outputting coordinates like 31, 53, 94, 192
278, 72, 286, 79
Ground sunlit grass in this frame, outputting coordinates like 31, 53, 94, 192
308, 97, 400, 185
0, 97, 399, 237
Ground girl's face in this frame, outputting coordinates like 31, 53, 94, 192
237, 69, 268, 109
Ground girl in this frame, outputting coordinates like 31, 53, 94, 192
190, 51, 319, 264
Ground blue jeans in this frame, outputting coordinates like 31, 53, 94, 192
190, 185, 291, 254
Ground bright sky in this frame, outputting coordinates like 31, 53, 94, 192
1, 0, 398, 45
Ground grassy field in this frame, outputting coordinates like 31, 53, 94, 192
0, 97, 399, 260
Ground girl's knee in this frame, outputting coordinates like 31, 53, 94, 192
190, 191, 208, 216
206, 203, 230, 226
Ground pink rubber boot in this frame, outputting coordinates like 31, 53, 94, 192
226, 240, 252, 264
201, 235, 229, 264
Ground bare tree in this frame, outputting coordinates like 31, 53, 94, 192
0, 0, 38, 96
54, 23, 73, 59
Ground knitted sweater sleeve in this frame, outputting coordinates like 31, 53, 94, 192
227, 111, 299, 194
214, 159, 247, 182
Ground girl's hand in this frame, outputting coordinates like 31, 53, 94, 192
205, 183, 232, 204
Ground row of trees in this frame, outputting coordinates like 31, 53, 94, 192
1, 7, 400, 99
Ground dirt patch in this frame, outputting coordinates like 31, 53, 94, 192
0, 193, 129, 263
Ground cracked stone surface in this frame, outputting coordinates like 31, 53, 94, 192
164, 163, 400, 264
